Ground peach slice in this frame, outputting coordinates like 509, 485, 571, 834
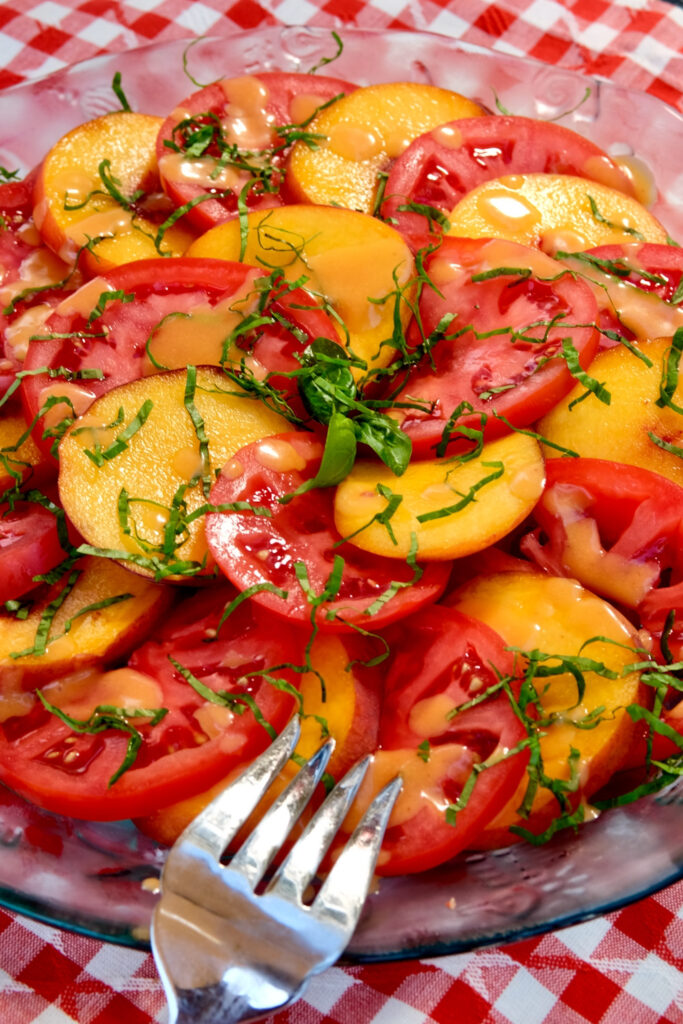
449, 570, 646, 845
33, 112, 195, 274
134, 631, 382, 845
0, 411, 53, 491
0, 555, 173, 691
333, 432, 545, 560
285, 82, 484, 214
57, 367, 290, 579
188, 204, 414, 371
447, 173, 668, 254
538, 337, 683, 487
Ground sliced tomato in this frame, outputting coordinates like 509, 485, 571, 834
333, 606, 528, 875
0, 584, 302, 820
205, 431, 450, 631
381, 116, 635, 252
0, 499, 67, 603
574, 243, 683, 351
20, 257, 336, 455
389, 237, 600, 458
0, 168, 75, 404
157, 72, 355, 231
520, 457, 683, 658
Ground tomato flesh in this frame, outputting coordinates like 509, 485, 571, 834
0, 500, 66, 603
389, 237, 600, 457
0, 585, 301, 820
206, 431, 450, 630
382, 116, 635, 252
156, 72, 355, 231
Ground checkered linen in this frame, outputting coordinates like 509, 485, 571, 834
0, 0, 682, 1021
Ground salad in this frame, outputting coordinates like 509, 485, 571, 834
0, 34, 682, 882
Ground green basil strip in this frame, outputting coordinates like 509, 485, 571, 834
279, 412, 357, 505
83, 399, 153, 466
656, 326, 683, 413
416, 461, 504, 523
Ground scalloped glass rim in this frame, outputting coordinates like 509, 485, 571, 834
0, 26, 682, 961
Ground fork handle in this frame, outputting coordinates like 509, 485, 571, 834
173, 986, 252, 1024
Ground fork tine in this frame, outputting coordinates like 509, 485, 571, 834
172, 716, 301, 862
228, 735, 335, 889
313, 775, 403, 934
266, 754, 372, 903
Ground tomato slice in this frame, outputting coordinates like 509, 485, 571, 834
381, 116, 635, 252
205, 431, 450, 631
20, 256, 335, 455
389, 237, 600, 457
336, 606, 528, 875
156, 72, 355, 231
520, 457, 683, 658
0, 499, 66, 603
586, 243, 683, 304
0, 584, 301, 820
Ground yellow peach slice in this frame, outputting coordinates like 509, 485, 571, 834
34, 112, 195, 273
188, 204, 414, 371
450, 571, 646, 844
57, 367, 290, 579
333, 432, 545, 560
134, 632, 381, 845
0, 556, 173, 691
285, 82, 484, 214
0, 411, 51, 490
538, 337, 683, 487
447, 174, 668, 254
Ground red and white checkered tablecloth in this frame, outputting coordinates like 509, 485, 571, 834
0, 1, 682, 1022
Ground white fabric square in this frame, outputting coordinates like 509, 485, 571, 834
177, 4, 223, 35
520, 0, 577, 33
82, 944, 149, 985
630, 33, 677, 75
428, 10, 470, 39
0, 32, 27, 62
28, 2, 71, 26
624, 953, 682, 1013
122, 0, 166, 11
495, 967, 557, 1024
78, 18, 126, 46
30, 1009, 76, 1024
367, 0, 408, 15
554, 916, 612, 959
578, 21, 620, 52
421, 950, 474, 979
273, 0, 320, 25
302, 967, 357, 1015
369, 996, 430, 1024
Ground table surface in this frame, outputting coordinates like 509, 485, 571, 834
0, 1, 682, 1023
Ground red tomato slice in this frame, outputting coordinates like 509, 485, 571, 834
0, 584, 301, 820
520, 457, 683, 658
0, 168, 74, 404
20, 257, 335, 455
339, 606, 528, 875
390, 237, 600, 457
586, 243, 683, 304
0, 499, 66, 603
381, 116, 636, 252
205, 431, 450, 631
157, 72, 355, 231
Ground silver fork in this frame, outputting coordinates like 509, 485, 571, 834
151, 717, 402, 1024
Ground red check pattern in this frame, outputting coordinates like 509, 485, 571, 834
0, 1, 682, 1022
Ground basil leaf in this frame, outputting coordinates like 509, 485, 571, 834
279, 412, 357, 504
354, 412, 412, 476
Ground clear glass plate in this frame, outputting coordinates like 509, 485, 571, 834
0, 25, 682, 959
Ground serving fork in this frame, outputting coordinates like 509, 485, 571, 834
151, 717, 402, 1023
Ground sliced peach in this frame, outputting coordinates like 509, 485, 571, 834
447, 174, 668, 254
449, 571, 646, 845
188, 204, 414, 371
33, 112, 195, 274
0, 411, 53, 491
57, 367, 291, 579
0, 555, 173, 690
135, 631, 382, 845
285, 82, 484, 214
333, 432, 545, 560
538, 337, 683, 487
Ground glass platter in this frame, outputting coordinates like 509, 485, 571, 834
0, 25, 682, 959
